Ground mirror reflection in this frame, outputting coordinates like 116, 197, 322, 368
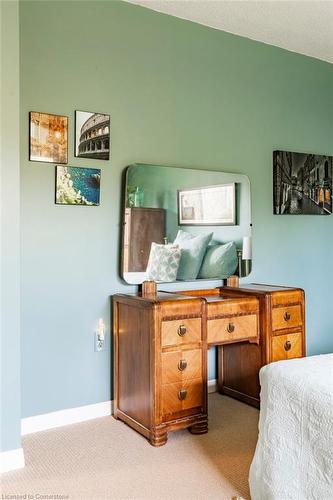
122, 164, 252, 285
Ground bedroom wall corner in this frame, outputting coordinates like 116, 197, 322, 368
0, 0, 23, 461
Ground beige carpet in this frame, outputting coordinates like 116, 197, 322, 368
1, 394, 259, 500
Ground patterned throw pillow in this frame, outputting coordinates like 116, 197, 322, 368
146, 243, 181, 282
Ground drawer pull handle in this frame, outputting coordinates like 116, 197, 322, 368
178, 359, 187, 371
284, 340, 292, 351
178, 324, 187, 337
178, 389, 187, 400
284, 311, 291, 321
227, 322, 235, 333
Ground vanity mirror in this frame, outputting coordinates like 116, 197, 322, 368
121, 164, 252, 285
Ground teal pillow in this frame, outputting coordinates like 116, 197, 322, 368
198, 241, 238, 279
173, 230, 193, 243
174, 230, 213, 280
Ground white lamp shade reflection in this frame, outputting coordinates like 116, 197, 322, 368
242, 236, 252, 260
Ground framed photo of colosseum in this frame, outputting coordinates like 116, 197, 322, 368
75, 111, 110, 160
273, 151, 332, 215
29, 111, 68, 163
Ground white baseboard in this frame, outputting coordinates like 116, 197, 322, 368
208, 379, 217, 393
0, 447, 25, 473
2, 381, 217, 472
21, 400, 113, 436
21, 381, 217, 436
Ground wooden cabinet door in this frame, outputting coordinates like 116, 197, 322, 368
124, 208, 165, 272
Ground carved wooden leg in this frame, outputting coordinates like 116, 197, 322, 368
150, 428, 168, 447
188, 417, 208, 435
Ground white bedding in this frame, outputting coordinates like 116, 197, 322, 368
249, 354, 333, 500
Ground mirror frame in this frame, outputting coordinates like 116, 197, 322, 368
120, 163, 252, 285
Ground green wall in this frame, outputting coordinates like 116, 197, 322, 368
19, 0, 333, 420
1, 0, 21, 452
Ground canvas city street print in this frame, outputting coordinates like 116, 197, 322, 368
273, 151, 332, 215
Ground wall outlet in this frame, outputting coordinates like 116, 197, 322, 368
95, 332, 105, 352
95, 318, 106, 352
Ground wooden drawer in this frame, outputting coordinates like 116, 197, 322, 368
161, 318, 201, 348
161, 378, 203, 418
272, 304, 302, 332
207, 296, 259, 317
207, 314, 258, 344
271, 332, 303, 362
161, 349, 202, 384
271, 289, 303, 307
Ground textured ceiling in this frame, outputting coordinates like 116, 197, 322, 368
125, 0, 333, 64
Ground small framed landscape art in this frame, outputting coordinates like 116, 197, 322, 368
75, 110, 110, 160
273, 150, 332, 215
178, 183, 236, 225
55, 166, 101, 206
29, 112, 68, 163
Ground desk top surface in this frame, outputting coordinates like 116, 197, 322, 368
114, 284, 302, 304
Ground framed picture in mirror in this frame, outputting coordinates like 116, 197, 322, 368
178, 183, 236, 225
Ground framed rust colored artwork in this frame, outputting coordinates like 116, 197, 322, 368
29, 111, 68, 164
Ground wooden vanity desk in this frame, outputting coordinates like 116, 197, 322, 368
113, 283, 305, 446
